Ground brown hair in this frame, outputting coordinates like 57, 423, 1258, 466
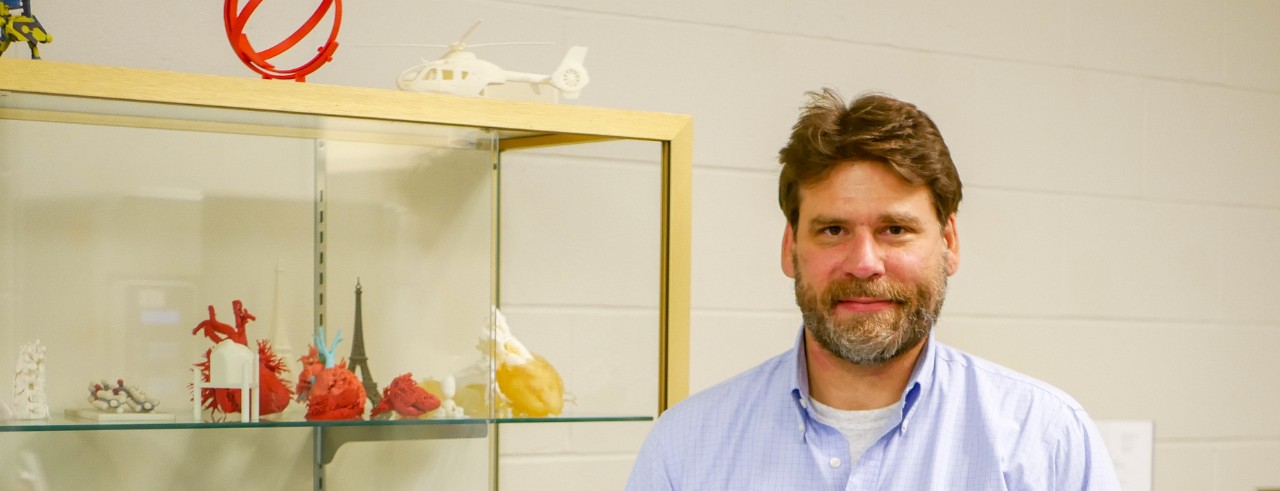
778, 89, 961, 228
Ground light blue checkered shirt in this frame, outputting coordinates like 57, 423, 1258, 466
627, 329, 1120, 490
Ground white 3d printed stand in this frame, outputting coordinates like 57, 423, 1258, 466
193, 340, 260, 422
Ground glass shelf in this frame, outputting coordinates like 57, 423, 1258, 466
0, 413, 652, 433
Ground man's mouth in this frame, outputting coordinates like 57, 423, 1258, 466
834, 297, 897, 313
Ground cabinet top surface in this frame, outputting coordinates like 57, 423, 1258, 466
0, 59, 691, 143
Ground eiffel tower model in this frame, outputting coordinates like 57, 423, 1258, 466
348, 280, 381, 407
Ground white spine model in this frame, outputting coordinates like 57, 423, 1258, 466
13, 340, 49, 419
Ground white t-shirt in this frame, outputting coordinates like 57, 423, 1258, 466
808, 397, 902, 464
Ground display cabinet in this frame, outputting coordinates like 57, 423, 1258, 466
0, 59, 690, 490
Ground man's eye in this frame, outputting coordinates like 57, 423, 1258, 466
885, 226, 906, 235
821, 226, 844, 236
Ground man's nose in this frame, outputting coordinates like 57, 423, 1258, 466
841, 232, 885, 280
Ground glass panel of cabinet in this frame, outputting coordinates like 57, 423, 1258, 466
0, 59, 691, 490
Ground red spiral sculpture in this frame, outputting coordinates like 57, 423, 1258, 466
223, 0, 342, 82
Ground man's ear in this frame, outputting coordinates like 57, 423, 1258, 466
782, 222, 797, 278
943, 214, 960, 276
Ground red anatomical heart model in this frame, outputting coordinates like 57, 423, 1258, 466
192, 300, 293, 418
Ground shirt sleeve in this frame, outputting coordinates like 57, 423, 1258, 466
1055, 408, 1122, 491
626, 421, 676, 491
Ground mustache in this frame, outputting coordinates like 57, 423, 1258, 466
821, 278, 911, 306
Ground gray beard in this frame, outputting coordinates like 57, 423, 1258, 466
795, 260, 947, 366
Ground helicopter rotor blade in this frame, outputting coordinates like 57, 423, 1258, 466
457, 19, 483, 45
465, 42, 556, 48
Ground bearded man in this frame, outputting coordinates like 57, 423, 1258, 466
627, 90, 1120, 490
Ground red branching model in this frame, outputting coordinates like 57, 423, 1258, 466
192, 300, 293, 418
295, 328, 365, 420
370, 373, 440, 420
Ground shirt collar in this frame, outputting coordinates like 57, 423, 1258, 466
902, 332, 936, 417
790, 328, 810, 401
788, 328, 812, 437
788, 327, 937, 418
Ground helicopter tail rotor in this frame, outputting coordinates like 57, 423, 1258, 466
550, 46, 589, 99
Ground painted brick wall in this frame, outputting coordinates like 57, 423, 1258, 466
8, 1, 1279, 489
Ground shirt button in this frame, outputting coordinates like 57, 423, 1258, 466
829, 457, 842, 468
798, 423, 805, 433
800, 399, 808, 408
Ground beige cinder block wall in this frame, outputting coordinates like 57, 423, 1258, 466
6, 1, 1279, 490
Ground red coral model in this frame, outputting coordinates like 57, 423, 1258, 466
370, 373, 440, 420
192, 300, 293, 418
294, 345, 322, 402
297, 328, 366, 420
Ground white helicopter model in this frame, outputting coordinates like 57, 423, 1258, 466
390, 21, 590, 100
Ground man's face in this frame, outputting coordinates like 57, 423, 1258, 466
782, 161, 959, 366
